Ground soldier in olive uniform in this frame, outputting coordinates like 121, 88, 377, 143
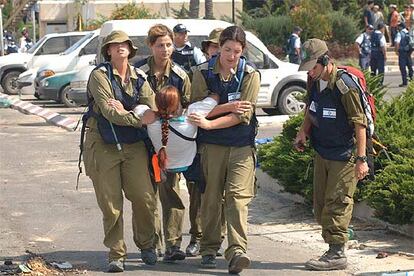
134, 24, 200, 261
189, 26, 260, 274
294, 39, 369, 271
83, 31, 158, 272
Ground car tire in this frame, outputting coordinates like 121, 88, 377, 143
60, 85, 79, 108
262, 108, 280, 115
277, 85, 306, 115
1, 71, 21, 95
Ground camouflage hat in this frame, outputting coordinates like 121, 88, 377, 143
299, 38, 329, 71
201, 28, 223, 52
101, 30, 137, 61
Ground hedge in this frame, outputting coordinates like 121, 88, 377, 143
258, 74, 414, 225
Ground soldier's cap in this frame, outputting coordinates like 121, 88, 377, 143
101, 30, 137, 61
173, 24, 189, 33
389, 4, 397, 8
201, 28, 223, 51
299, 38, 329, 71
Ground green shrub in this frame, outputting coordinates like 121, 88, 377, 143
258, 72, 414, 225
242, 13, 293, 46
329, 11, 359, 44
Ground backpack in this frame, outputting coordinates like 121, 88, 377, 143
370, 31, 382, 51
337, 66, 376, 179
408, 29, 414, 49
360, 33, 372, 55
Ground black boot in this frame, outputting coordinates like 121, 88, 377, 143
305, 244, 347, 271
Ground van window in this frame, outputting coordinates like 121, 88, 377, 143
245, 42, 265, 69
36, 37, 67, 55
68, 35, 84, 46
27, 36, 47, 54
82, 37, 98, 55
63, 33, 93, 55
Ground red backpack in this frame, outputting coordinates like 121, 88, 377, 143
337, 66, 376, 137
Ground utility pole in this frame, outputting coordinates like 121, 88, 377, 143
232, 0, 235, 23
31, 7, 36, 43
0, 3, 4, 56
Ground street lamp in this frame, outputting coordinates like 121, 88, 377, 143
0, 3, 4, 56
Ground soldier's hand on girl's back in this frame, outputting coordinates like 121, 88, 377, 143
229, 100, 251, 114
142, 110, 157, 125
107, 99, 124, 111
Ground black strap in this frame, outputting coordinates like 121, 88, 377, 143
168, 124, 196, 141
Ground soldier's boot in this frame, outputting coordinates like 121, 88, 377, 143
305, 244, 347, 271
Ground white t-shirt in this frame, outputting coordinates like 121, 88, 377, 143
134, 97, 217, 171
292, 33, 301, 49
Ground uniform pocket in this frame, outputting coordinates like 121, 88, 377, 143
83, 139, 97, 177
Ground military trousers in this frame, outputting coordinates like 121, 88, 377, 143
199, 144, 255, 261
313, 153, 357, 245
83, 130, 156, 261
155, 172, 203, 250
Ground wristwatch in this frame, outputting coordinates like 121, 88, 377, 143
355, 155, 367, 163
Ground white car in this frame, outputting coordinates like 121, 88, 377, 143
0, 31, 90, 95
70, 19, 307, 114
18, 30, 100, 92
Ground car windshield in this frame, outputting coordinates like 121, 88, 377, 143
62, 33, 93, 55
27, 36, 47, 54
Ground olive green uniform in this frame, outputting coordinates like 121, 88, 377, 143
310, 65, 367, 245
138, 56, 201, 250
191, 60, 260, 261
83, 64, 157, 262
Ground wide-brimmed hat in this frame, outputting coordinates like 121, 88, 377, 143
299, 38, 329, 71
101, 30, 137, 61
201, 28, 223, 52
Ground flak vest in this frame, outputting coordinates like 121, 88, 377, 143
171, 44, 197, 73
197, 55, 258, 147
399, 30, 411, 52
84, 62, 147, 144
371, 31, 383, 52
308, 72, 358, 161
134, 57, 187, 104
288, 34, 298, 56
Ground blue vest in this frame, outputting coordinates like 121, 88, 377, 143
399, 30, 411, 52
84, 62, 147, 144
197, 55, 258, 147
371, 31, 382, 52
360, 33, 371, 55
134, 57, 187, 106
308, 73, 357, 161
288, 34, 298, 56
171, 44, 196, 73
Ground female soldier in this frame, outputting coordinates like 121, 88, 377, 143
188, 26, 260, 274
133, 24, 199, 260
83, 30, 158, 272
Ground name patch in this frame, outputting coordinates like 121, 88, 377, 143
228, 92, 241, 102
322, 108, 337, 119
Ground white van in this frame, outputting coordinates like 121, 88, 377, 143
0, 31, 90, 95
17, 30, 100, 90
73, 19, 307, 114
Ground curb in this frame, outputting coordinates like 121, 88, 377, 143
256, 168, 414, 239
257, 115, 290, 127
0, 93, 78, 132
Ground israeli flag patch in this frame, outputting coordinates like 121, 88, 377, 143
322, 108, 336, 119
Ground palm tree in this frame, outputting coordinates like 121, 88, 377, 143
189, 0, 199, 18
205, 0, 214, 19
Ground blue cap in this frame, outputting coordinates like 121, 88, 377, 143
173, 24, 189, 33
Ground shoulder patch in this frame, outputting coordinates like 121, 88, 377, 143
194, 61, 209, 71
336, 78, 350, 94
137, 63, 150, 74
171, 63, 188, 80
134, 67, 147, 79
97, 66, 108, 73
244, 63, 256, 74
